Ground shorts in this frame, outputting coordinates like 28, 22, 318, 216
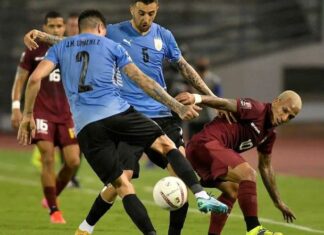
77, 107, 164, 185
120, 116, 184, 179
32, 117, 78, 147
186, 139, 245, 188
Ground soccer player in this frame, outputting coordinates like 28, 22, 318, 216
17, 9, 228, 235
175, 90, 300, 235
22, 1, 228, 234
11, 11, 80, 224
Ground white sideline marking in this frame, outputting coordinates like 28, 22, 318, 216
0, 174, 324, 234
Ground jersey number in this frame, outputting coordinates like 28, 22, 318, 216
49, 69, 61, 82
142, 48, 149, 63
36, 119, 48, 133
76, 51, 93, 93
239, 139, 254, 151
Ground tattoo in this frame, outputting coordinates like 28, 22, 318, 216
124, 64, 182, 114
42, 33, 64, 45
176, 57, 214, 96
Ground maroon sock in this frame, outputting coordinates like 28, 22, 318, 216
208, 194, 236, 235
55, 179, 69, 196
237, 180, 258, 216
43, 186, 58, 214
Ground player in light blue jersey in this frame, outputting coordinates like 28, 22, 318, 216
23, 1, 229, 234
18, 9, 228, 235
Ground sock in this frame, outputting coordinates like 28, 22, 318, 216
237, 180, 260, 231
122, 194, 155, 234
194, 191, 209, 199
209, 194, 236, 235
79, 219, 94, 234
55, 179, 69, 196
86, 194, 113, 226
43, 186, 58, 214
168, 202, 189, 235
166, 149, 203, 194
56, 164, 75, 196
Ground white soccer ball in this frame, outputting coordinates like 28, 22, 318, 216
153, 176, 188, 211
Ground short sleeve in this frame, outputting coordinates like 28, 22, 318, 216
114, 44, 133, 69
44, 45, 59, 65
236, 98, 265, 120
19, 49, 33, 72
257, 130, 276, 154
164, 30, 181, 63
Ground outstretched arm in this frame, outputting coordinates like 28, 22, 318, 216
123, 63, 201, 120
24, 29, 64, 50
175, 56, 214, 96
258, 151, 296, 223
175, 92, 237, 113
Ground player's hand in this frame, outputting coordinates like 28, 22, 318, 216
24, 29, 40, 50
275, 201, 296, 223
11, 109, 23, 130
175, 92, 195, 105
178, 104, 202, 120
17, 115, 36, 145
218, 110, 237, 124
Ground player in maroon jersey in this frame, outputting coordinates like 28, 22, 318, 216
176, 90, 301, 235
11, 11, 80, 224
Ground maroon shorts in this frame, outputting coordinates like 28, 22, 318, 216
186, 139, 245, 187
33, 117, 78, 147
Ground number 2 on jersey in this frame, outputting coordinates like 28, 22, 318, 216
76, 51, 93, 93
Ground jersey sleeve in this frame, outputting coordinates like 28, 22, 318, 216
44, 45, 59, 66
114, 44, 133, 69
19, 49, 33, 72
164, 29, 181, 63
236, 98, 265, 120
257, 130, 276, 154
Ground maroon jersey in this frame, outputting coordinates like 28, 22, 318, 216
190, 98, 276, 154
19, 42, 71, 123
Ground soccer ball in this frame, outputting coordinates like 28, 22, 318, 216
152, 176, 188, 211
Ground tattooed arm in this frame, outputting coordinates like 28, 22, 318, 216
123, 63, 201, 120
175, 56, 214, 96
24, 29, 64, 50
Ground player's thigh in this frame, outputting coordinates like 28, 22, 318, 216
222, 162, 257, 183
101, 107, 164, 149
117, 141, 142, 179
77, 121, 123, 186
186, 140, 246, 186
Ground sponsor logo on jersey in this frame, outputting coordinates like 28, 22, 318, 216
240, 99, 252, 109
122, 39, 132, 46
154, 37, 163, 51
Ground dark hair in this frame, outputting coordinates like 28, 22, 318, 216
131, 0, 158, 5
44, 11, 63, 24
68, 12, 79, 19
78, 9, 106, 31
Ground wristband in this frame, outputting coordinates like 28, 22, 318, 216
193, 94, 202, 104
12, 100, 21, 110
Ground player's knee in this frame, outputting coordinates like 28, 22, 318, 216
151, 135, 176, 156
65, 156, 80, 169
240, 165, 257, 182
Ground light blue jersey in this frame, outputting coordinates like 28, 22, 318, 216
45, 33, 132, 133
107, 21, 181, 118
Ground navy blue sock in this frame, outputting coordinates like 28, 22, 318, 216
86, 194, 113, 226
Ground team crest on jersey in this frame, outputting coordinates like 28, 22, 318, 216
240, 99, 252, 109
154, 37, 163, 51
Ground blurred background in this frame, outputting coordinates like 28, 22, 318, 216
0, 0, 324, 132
0, 1, 323, 234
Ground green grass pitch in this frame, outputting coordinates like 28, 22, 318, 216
0, 149, 323, 235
